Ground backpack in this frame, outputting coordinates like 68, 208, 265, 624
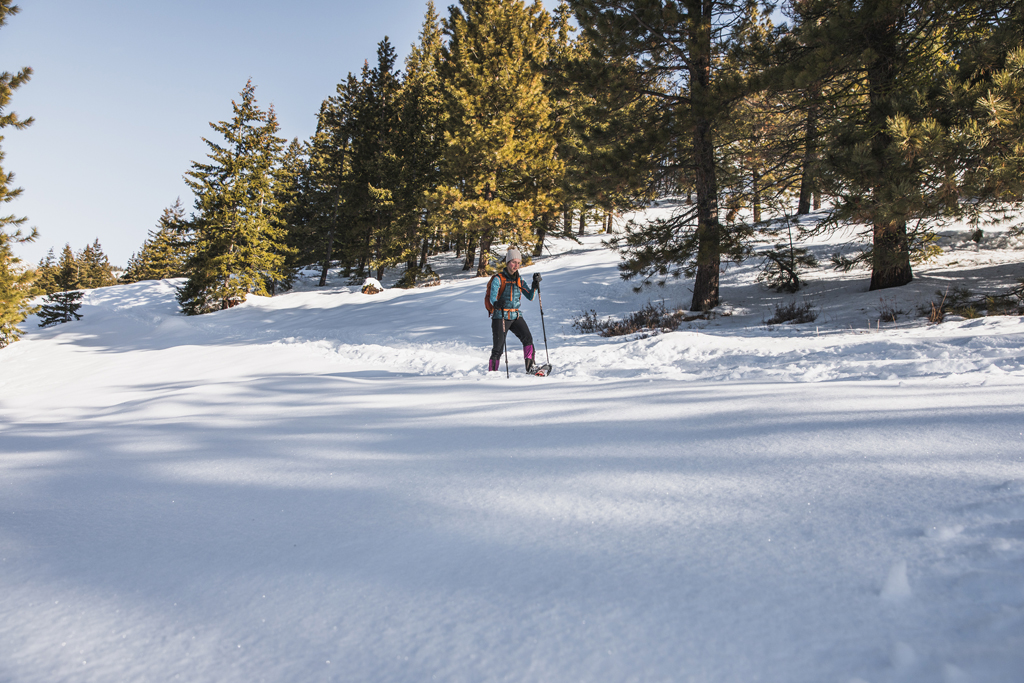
484, 272, 517, 315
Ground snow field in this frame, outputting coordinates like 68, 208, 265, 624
1, 223, 1023, 682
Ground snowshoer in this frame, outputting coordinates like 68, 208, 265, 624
487, 248, 543, 374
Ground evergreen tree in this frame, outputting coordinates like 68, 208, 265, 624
305, 95, 353, 286
275, 138, 315, 285
36, 245, 82, 328
33, 247, 57, 293
0, 0, 37, 348
557, 15, 660, 242
0, 228, 37, 345
77, 238, 118, 289
308, 32, 447, 285
121, 199, 190, 283
358, 39, 407, 280
928, 2, 1024, 229
306, 64, 387, 283
398, 3, 448, 278
177, 81, 290, 315
439, 0, 563, 276
784, 0, 1003, 290
571, 0, 766, 310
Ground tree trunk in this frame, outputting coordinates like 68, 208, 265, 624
563, 207, 572, 236
318, 228, 335, 287
869, 221, 913, 290
752, 169, 761, 224
418, 234, 431, 270
462, 238, 476, 271
865, 18, 912, 290
578, 211, 585, 236
689, 7, 721, 312
797, 100, 819, 215
475, 232, 494, 277
533, 214, 550, 257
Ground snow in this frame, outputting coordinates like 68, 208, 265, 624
2, 213, 1023, 682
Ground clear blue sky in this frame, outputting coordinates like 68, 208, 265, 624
0, 0, 437, 266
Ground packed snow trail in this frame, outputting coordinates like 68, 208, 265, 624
1, 233, 1023, 682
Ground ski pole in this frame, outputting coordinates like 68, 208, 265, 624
536, 282, 550, 366
502, 316, 510, 378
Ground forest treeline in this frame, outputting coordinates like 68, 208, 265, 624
2, 0, 1024, 336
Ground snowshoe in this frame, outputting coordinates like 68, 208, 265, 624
529, 364, 552, 377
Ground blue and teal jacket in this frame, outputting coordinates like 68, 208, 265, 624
489, 268, 536, 321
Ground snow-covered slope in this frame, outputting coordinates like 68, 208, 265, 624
1, 224, 1023, 683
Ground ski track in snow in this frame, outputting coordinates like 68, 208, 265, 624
1, 225, 1023, 682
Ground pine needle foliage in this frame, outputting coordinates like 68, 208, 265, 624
35, 240, 119, 293
0, 229, 36, 345
122, 198, 189, 283
0, 0, 37, 347
780, 0, 1020, 290
571, 0, 768, 310
36, 245, 83, 327
437, 0, 564, 276
177, 81, 290, 315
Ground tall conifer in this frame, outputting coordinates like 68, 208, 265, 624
77, 239, 118, 289
122, 199, 189, 283
177, 81, 289, 315
440, 0, 563, 276
571, 0, 765, 310
0, 0, 36, 348
785, 0, 1003, 289
36, 244, 83, 327
399, 3, 448, 275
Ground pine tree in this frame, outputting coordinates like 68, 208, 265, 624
77, 239, 118, 289
535, 0, 585, 254
306, 66, 381, 283
931, 3, 1024, 229
439, 0, 563, 276
0, 229, 37, 345
275, 138, 315, 285
33, 247, 57, 293
359, 39, 407, 280
177, 81, 290, 315
397, 3, 448, 279
557, 12, 659, 242
785, 0, 1003, 290
305, 96, 351, 286
36, 245, 82, 328
0, 0, 37, 348
308, 34, 445, 285
122, 198, 190, 283
571, 0, 766, 310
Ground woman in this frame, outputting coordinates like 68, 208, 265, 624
487, 247, 542, 373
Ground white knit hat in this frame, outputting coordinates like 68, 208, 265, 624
505, 247, 522, 263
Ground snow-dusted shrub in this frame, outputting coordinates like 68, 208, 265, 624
361, 278, 384, 295
395, 267, 440, 289
763, 301, 818, 326
573, 301, 688, 337
923, 283, 1024, 322
922, 285, 973, 322
876, 297, 905, 323
571, 309, 601, 334
758, 245, 818, 293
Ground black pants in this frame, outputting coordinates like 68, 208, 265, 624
490, 316, 533, 361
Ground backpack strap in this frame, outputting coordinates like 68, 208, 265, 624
496, 273, 510, 308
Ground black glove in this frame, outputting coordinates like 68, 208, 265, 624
532, 272, 542, 284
